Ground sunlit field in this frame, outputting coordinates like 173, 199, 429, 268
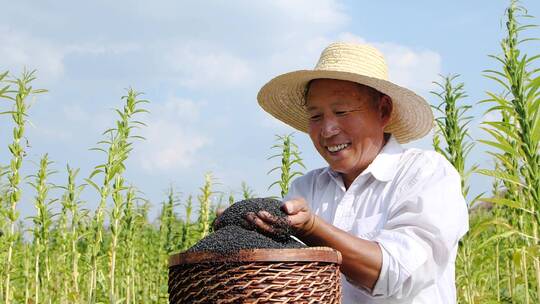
1, 1, 539, 303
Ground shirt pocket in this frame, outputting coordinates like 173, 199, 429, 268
352, 213, 384, 239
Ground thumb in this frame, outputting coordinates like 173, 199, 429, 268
216, 207, 225, 217
282, 198, 305, 215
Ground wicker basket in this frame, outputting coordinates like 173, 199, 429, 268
168, 246, 342, 303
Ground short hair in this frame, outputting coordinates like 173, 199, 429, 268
302, 79, 383, 109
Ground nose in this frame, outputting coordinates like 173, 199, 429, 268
321, 116, 340, 138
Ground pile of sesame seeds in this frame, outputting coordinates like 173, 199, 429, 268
186, 198, 305, 255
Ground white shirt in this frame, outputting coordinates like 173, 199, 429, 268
284, 135, 469, 304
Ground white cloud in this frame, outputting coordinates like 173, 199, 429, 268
270, 0, 348, 29
136, 119, 210, 171
164, 42, 254, 89
265, 36, 331, 75
1, 0, 349, 91
257, 109, 297, 131
61, 103, 118, 134
134, 96, 210, 171
0, 26, 65, 81
133, 0, 347, 38
158, 96, 202, 123
378, 43, 441, 94
336, 32, 366, 44
0, 25, 141, 84
63, 104, 89, 122
147, 0, 348, 90
28, 122, 73, 141
66, 42, 140, 55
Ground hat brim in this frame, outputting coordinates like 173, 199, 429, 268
257, 69, 434, 144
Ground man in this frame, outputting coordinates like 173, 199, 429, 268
247, 42, 468, 303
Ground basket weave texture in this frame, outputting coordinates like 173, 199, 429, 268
168, 247, 342, 303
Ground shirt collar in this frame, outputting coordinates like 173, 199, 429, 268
324, 135, 404, 183
364, 135, 403, 182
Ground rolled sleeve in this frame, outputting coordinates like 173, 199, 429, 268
371, 242, 407, 297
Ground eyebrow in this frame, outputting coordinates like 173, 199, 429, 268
306, 100, 354, 112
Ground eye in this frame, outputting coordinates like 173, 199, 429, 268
309, 114, 322, 121
335, 110, 349, 116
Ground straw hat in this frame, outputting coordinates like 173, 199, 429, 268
257, 42, 434, 143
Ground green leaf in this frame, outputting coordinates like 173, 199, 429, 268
84, 178, 101, 192
477, 230, 518, 249
478, 138, 516, 155
532, 109, 540, 144
290, 171, 303, 180
475, 168, 525, 187
267, 180, 281, 191
89, 169, 103, 180
479, 196, 522, 209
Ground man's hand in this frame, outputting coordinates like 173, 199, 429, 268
282, 198, 317, 237
245, 198, 317, 237
224, 198, 383, 289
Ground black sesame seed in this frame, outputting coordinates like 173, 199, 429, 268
186, 198, 306, 255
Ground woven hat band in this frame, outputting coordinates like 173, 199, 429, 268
314, 43, 388, 80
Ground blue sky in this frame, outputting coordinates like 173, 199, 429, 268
1, 0, 539, 220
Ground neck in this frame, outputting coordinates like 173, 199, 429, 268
342, 133, 390, 189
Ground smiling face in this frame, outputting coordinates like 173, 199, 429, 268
305, 79, 393, 188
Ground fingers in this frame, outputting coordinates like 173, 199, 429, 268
212, 207, 226, 230
214, 207, 285, 234
282, 198, 308, 215
216, 207, 225, 217
245, 212, 277, 234
212, 217, 221, 231
287, 213, 308, 227
257, 210, 279, 224
280, 198, 316, 236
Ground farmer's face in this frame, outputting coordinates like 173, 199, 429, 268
306, 79, 392, 187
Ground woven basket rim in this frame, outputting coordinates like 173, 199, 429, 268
169, 246, 342, 266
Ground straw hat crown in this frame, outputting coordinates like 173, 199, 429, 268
257, 42, 434, 143
314, 43, 388, 79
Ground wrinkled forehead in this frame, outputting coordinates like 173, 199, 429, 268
305, 99, 358, 111
304, 79, 377, 109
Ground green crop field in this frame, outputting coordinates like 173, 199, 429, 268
1, 1, 539, 303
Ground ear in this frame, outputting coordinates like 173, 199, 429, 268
379, 95, 393, 127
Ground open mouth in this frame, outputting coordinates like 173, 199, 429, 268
326, 143, 350, 153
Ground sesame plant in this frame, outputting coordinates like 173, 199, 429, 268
197, 172, 214, 238
119, 186, 137, 304
1, 70, 46, 304
430, 74, 487, 303
160, 187, 181, 254
57, 165, 85, 302
29, 154, 56, 304
181, 194, 194, 251
85, 89, 148, 303
1, 1, 539, 303
432, 74, 477, 196
476, 1, 540, 302
267, 133, 306, 198
240, 181, 256, 199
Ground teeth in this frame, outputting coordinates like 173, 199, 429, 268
327, 143, 349, 152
